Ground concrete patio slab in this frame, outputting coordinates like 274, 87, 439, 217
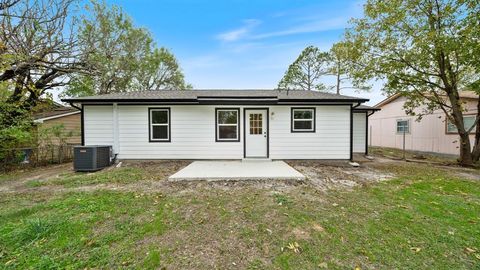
168, 160, 305, 181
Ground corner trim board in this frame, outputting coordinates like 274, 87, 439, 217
365, 111, 369, 155
350, 104, 353, 161
81, 104, 85, 146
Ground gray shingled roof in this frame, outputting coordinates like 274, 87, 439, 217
33, 107, 79, 120
62, 89, 368, 103
354, 104, 380, 111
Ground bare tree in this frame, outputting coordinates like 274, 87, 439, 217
0, 0, 20, 11
0, 0, 85, 111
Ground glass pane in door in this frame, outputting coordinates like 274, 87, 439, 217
249, 113, 263, 134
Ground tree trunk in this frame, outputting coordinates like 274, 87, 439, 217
336, 62, 341, 95
458, 132, 474, 166
447, 87, 474, 166
471, 97, 480, 162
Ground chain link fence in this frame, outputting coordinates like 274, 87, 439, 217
1, 144, 75, 172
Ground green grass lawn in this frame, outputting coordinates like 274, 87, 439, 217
0, 161, 479, 269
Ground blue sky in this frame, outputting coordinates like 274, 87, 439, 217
101, 0, 385, 105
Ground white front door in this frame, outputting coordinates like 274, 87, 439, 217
245, 109, 268, 158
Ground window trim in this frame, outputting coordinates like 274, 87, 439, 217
291, 107, 316, 133
148, 107, 171, 142
445, 114, 477, 134
396, 119, 410, 134
215, 108, 240, 142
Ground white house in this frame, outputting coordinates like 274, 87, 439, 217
62, 90, 378, 160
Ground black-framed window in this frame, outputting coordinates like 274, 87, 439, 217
216, 108, 240, 142
291, 108, 315, 132
149, 108, 170, 142
396, 119, 410, 134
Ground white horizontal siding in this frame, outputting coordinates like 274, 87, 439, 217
83, 104, 352, 159
84, 106, 114, 146
353, 112, 366, 153
118, 106, 242, 159
269, 106, 350, 159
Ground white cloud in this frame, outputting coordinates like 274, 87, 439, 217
215, 15, 350, 44
215, 19, 261, 42
251, 17, 348, 40
215, 1, 363, 43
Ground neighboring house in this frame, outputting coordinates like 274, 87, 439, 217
33, 105, 82, 145
369, 92, 478, 156
62, 90, 378, 160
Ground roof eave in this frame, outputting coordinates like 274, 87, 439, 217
62, 98, 369, 105
353, 107, 381, 112
33, 110, 81, 123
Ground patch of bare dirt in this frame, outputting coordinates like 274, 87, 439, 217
292, 227, 311, 240
13, 156, 477, 196
122, 160, 189, 175
0, 163, 73, 193
455, 171, 480, 181
1, 158, 400, 195
286, 160, 394, 191
368, 155, 480, 181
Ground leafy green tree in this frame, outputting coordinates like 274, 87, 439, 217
278, 46, 330, 91
0, 85, 34, 162
464, 2, 480, 160
345, 0, 480, 166
328, 42, 370, 95
63, 1, 189, 97
137, 47, 192, 90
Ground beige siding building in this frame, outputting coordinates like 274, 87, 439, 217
34, 107, 82, 145
369, 92, 478, 156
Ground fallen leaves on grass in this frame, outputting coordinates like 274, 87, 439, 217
282, 242, 301, 253
312, 223, 325, 232
318, 262, 328, 268
410, 247, 422, 253
464, 247, 477, 254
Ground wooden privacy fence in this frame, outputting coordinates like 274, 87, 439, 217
0, 144, 75, 172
